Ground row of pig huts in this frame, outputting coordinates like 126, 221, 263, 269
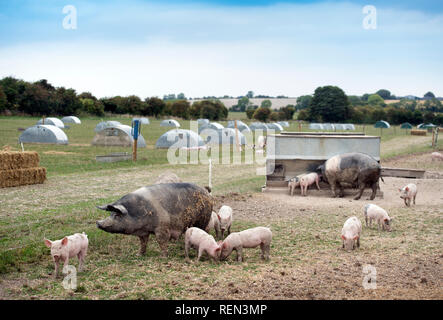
17, 117, 290, 149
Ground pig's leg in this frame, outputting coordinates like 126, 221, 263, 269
353, 182, 365, 200
77, 252, 84, 272
357, 237, 360, 248
329, 178, 338, 197
227, 225, 231, 235
184, 240, 190, 261
368, 182, 377, 200
138, 235, 150, 256
260, 243, 270, 260
236, 247, 243, 262
316, 177, 321, 190
155, 228, 170, 257
197, 247, 205, 262
342, 240, 344, 249
365, 215, 368, 227
221, 229, 225, 240
53, 260, 59, 278
413, 195, 416, 205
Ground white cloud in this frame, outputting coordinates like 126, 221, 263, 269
0, 1, 442, 97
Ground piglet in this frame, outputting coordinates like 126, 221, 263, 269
300, 172, 321, 196
220, 227, 272, 262
44, 232, 88, 278
431, 152, 443, 161
288, 177, 300, 196
363, 204, 393, 232
399, 183, 417, 207
341, 217, 362, 251
184, 227, 221, 262
205, 211, 221, 240
217, 205, 233, 239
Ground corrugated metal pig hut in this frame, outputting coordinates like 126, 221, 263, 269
264, 132, 381, 195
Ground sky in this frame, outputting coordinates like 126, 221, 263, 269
0, 0, 442, 98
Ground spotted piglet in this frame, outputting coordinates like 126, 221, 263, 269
399, 183, 417, 207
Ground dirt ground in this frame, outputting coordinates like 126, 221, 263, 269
0, 152, 442, 300
206, 152, 443, 300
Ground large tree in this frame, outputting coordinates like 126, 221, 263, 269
295, 95, 312, 110
367, 94, 385, 107
260, 99, 272, 108
424, 91, 435, 100
307, 86, 350, 122
144, 97, 165, 117
375, 89, 391, 100
253, 107, 271, 122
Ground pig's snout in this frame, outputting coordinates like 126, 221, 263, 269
96, 219, 110, 231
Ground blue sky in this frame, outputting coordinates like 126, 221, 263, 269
0, 0, 442, 98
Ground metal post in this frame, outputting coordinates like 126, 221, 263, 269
208, 158, 212, 189
132, 119, 140, 162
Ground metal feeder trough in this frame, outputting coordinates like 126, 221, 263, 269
96, 152, 132, 163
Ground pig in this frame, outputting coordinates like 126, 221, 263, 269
44, 232, 88, 278
317, 152, 382, 200
217, 205, 233, 239
363, 204, 393, 232
341, 216, 362, 251
220, 227, 272, 262
184, 227, 221, 262
96, 183, 213, 257
205, 211, 221, 240
299, 172, 321, 196
431, 152, 443, 161
154, 172, 182, 184
287, 176, 300, 196
399, 183, 417, 207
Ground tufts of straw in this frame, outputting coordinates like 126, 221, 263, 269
0, 167, 46, 188
0, 151, 40, 170
410, 129, 427, 136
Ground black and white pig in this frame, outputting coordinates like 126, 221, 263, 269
317, 152, 382, 200
96, 183, 213, 257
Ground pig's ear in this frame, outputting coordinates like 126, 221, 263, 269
353, 235, 359, 240
405, 187, 409, 191
215, 247, 221, 252
341, 235, 346, 240
61, 237, 68, 246
97, 204, 128, 215
44, 239, 52, 248
384, 218, 389, 222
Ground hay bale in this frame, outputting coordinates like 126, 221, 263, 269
411, 129, 427, 136
0, 151, 40, 170
0, 167, 46, 188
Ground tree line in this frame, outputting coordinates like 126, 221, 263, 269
0, 77, 228, 121
295, 86, 443, 126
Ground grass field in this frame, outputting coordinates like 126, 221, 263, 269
0, 115, 442, 300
